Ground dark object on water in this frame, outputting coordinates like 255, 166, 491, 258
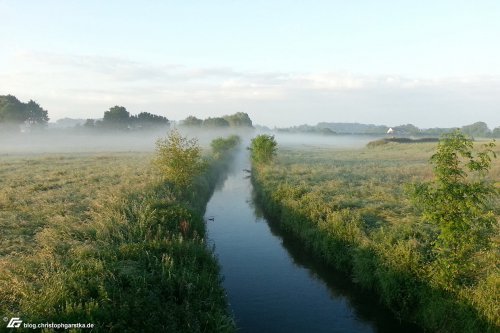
208, 217, 215, 221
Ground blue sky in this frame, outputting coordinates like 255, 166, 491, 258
1, 0, 499, 127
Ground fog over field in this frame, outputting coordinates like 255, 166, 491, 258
0, 128, 378, 155
0, 127, 256, 154
272, 132, 376, 149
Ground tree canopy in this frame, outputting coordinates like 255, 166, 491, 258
393, 123, 420, 135
96, 106, 169, 130
223, 112, 253, 127
102, 106, 131, 128
250, 134, 278, 164
181, 112, 253, 128
131, 112, 169, 127
202, 117, 229, 128
461, 121, 490, 138
0, 95, 49, 125
182, 116, 203, 127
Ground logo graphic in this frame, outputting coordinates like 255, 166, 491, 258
6, 318, 22, 328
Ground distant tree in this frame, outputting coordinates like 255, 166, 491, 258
0, 95, 49, 125
103, 106, 130, 128
182, 116, 203, 127
410, 130, 497, 288
420, 127, 454, 137
223, 112, 253, 127
153, 129, 205, 188
316, 122, 388, 134
250, 134, 278, 164
84, 119, 95, 128
393, 124, 420, 135
24, 100, 49, 125
492, 126, 500, 138
131, 112, 169, 128
0, 95, 25, 123
202, 117, 229, 128
461, 121, 490, 138
56, 118, 86, 128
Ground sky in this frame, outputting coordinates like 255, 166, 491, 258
0, 0, 499, 128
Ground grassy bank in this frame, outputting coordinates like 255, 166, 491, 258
251, 142, 499, 333
0, 142, 238, 331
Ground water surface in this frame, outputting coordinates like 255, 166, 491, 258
205, 148, 421, 333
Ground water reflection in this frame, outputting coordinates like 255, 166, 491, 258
259, 204, 422, 333
205, 148, 421, 333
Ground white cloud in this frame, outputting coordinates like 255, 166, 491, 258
1, 51, 499, 128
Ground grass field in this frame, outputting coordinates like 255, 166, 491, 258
0, 148, 236, 332
0, 153, 152, 257
252, 140, 499, 333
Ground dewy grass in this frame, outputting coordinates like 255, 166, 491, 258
0, 148, 237, 332
252, 142, 499, 333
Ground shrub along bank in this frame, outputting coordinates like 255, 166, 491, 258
0, 135, 240, 332
250, 138, 499, 333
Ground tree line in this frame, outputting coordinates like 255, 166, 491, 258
83, 105, 170, 130
181, 112, 253, 128
285, 121, 500, 138
1, 95, 255, 132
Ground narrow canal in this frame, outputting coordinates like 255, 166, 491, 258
205, 148, 421, 333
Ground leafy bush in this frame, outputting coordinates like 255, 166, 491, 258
211, 135, 241, 159
154, 129, 205, 188
410, 130, 497, 287
250, 134, 277, 164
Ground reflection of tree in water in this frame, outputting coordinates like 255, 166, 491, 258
212, 147, 247, 191
249, 181, 422, 333
248, 185, 265, 220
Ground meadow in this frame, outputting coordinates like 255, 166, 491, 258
0, 139, 238, 332
252, 140, 499, 333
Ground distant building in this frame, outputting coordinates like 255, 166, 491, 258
387, 127, 394, 134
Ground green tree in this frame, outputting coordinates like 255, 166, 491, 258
211, 135, 241, 159
250, 134, 277, 164
0, 95, 49, 125
131, 112, 169, 128
103, 105, 130, 128
153, 129, 205, 188
491, 126, 500, 138
202, 117, 229, 128
182, 116, 203, 127
461, 121, 491, 138
0, 95, 25, 123
223, 112, 253, 127
410, 130, 497, 287
24, 100, 49, 125
394, 123, 420, 135
84, 119, 95, 128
